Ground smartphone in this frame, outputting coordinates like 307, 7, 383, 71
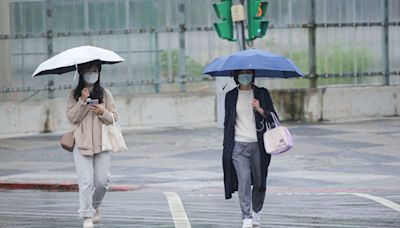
87, 99, 99, 106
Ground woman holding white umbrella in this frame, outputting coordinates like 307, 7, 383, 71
66, 60, 117, 228
33, 46, 126, 228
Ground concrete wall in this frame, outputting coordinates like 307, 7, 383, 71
0, 86, 399, 137
300, 86, 400, 122
0, 93, 216, 137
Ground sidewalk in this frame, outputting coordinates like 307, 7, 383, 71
0, 118, 399, 194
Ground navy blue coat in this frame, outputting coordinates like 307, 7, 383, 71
223, 86, 277, 199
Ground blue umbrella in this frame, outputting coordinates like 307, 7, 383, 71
203, 49, 304, 78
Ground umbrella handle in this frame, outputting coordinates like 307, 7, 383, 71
73, 64, 78, 81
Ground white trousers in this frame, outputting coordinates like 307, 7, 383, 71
73, 148, 111, 218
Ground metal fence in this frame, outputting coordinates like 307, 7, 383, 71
0, 0, 399, 101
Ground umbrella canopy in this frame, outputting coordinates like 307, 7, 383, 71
32, 45, 125, 77
203, 49, 303, 78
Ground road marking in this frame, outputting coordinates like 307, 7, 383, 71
352, 193, 400, 212
164, 192, 191, 228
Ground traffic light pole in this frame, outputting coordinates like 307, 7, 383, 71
216, 0, 246, 128
214, 0, 271, 128
234, 0, 246, 50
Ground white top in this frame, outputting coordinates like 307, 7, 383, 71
234, 89, 258, 142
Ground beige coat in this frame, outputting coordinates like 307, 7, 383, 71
66, 88, 118, 155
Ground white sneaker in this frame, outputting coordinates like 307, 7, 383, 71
252, 210, 261, 227
93, 208, 100, 223
83, 217, 94, 228
242, 218, 253, 228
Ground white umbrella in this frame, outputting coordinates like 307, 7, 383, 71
32, 45, 125, 77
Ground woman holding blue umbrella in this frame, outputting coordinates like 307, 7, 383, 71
203, 49, 302, 227
223, 69, 278, 228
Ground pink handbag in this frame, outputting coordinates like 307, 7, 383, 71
263, 112, 293, 155
60, 131, 74, 152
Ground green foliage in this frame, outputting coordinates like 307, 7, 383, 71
282, 44, 374, 75
263, 40, 375, 87
287, 49, 309, 75
187, 57, 205, 78
160, 50, 204, 79
316, 44, 373, 74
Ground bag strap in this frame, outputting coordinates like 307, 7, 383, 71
270, 112, 280, 126
265, 112, 280, 131
102, 89, 115, 126
256, 89, 279, 131
110, 113, 116, 126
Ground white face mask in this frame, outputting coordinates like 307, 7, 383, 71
83, 72, 99, 84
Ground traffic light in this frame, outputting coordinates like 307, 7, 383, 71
247, 0, 269, 40
213, 0, 234, 41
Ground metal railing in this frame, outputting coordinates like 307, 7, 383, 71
0, 0, 399, 101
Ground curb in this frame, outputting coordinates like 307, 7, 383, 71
0, 182, 143, 192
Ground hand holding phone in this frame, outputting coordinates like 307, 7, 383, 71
87, 99, 99, 106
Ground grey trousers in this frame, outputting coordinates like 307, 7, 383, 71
232, 141, 266, 219
73, 148, 111, 218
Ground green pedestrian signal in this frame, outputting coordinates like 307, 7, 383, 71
247, 0, 269, 40
213, 0, 234, 41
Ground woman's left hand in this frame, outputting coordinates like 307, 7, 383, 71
90, 104, 105, 116
252, 99, 264, 115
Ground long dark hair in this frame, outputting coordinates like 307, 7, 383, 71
73, 61, 104, 103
